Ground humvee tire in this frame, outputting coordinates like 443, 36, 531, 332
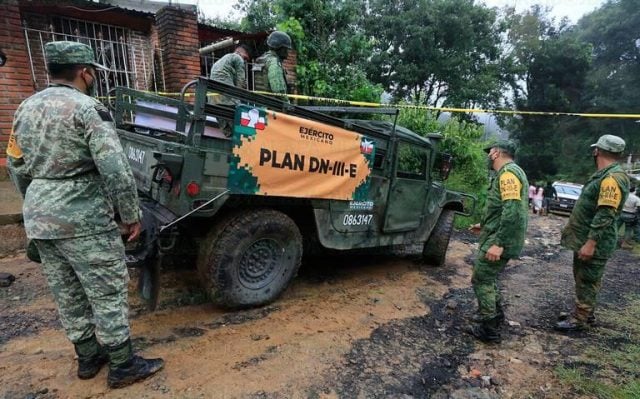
197, 209, 303, 308
422, 209, 454, 266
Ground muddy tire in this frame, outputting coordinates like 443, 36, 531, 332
422, 210, 454, 266
196, 209, 303, 308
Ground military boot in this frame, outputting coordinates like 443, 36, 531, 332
468, 316, 501, 343
74, 335, 108, 379
106, 339, 164, 389
471, 302, 505, 324
554, 315, 588, 332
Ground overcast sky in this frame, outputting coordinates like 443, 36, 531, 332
183, 0, 606, 23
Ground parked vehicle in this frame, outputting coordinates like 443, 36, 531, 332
114, 78, 474, 310
549, 181, 583, 214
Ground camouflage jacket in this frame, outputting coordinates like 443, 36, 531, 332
210, 52, 246, 88
561, 163, 629, 259
254, 51, 288, 94
8, 83, 140, 239
479, 161, 529, 259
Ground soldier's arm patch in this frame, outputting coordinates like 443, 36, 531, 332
6, 128, 23, 159
95, 105, 113, 122
597, 176, 622, 208
499, 171, 522, 201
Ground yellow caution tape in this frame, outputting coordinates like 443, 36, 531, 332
100, 90, 640, 119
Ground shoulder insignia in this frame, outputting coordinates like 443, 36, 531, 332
598, 175, 622, 208
499, 170, 522, 201
6, 128, 23, 159
95, 105, 113, 122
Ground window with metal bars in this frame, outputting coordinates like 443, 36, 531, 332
23, 14, 161, 99
49, 16, 134, 97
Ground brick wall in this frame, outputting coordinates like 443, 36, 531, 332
128, 29, 157, 91
282, 49, 297, 94
156, 6, 200, 95
0, 2, 35, 165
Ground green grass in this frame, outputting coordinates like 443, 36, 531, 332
554, 295, 640, 398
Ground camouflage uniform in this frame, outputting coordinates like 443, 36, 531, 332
253, 50, 288, 95
561, 162, 629, 323
473, 148, 529, 321
209, 52, 246, 106
8, 42, 139, 347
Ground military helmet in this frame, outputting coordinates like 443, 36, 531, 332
44, 41, 108, 70
590, 134, 625, 153
266, 31, 292, 50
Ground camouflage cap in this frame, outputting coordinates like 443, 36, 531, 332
45, 41, 108, 70
483, 139, 517, 155
590, 134, 625, 153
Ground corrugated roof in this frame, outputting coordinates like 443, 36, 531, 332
97, 0, 197, 15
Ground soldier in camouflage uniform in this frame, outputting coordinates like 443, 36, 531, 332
469, 140, 529, 343
7, 41, 163, 388
555, 135, 630, 331
252, 31, 291, 99
209, 44, 252, 105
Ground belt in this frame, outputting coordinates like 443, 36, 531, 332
33, 170, 98, 180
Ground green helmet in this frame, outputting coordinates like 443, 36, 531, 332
267, 31, 292, 50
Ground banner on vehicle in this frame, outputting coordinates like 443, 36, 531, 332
228, 105, 375, 201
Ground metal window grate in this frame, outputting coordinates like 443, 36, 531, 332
23, 14, 164, 99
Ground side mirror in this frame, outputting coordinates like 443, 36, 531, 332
0, 50, 6, 67
436, 153, 453, 181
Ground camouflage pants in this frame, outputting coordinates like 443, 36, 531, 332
34, 229, 130, 346
472, 252, 509, 321
572, 253, 607, 321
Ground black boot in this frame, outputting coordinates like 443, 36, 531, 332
554, 316, 587, 332
106, 339, 164, 389
74, 335, 108, 379
468, 317, 501, 343
471, 302, 505, 324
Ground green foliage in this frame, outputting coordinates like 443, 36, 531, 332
365, 0, 508, 111
235, 0, 279, 31
502, 1, 640, 182
500, 7, 592, 181
395, 108, 488, 225
238, 0, 381, 102
555, 295, 640, 399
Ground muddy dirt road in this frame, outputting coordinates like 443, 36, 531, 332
1, 215, 638, 399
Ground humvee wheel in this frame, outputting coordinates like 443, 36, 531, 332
197, 209, 302, 308
422, 209, 455, 266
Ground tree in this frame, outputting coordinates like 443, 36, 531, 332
500, 7, 592, 181
364, 0, 507, 112
238, 0, 382, 101
234, 0, 280, 32
576, 0, 640, 168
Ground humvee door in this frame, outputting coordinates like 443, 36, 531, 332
383, 141, 430, 232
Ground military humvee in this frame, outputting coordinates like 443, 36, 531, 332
114, 77, 473, 310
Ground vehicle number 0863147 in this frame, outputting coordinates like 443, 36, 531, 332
343, 214, 374, 226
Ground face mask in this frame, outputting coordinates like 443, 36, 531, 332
82, 69, 97, 96
276, 47, 289, 60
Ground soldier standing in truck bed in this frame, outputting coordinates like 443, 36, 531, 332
253, 31, 292, 98
209, 43, 252, 105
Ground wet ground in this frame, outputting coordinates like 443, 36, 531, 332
0, 214, 638, 398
